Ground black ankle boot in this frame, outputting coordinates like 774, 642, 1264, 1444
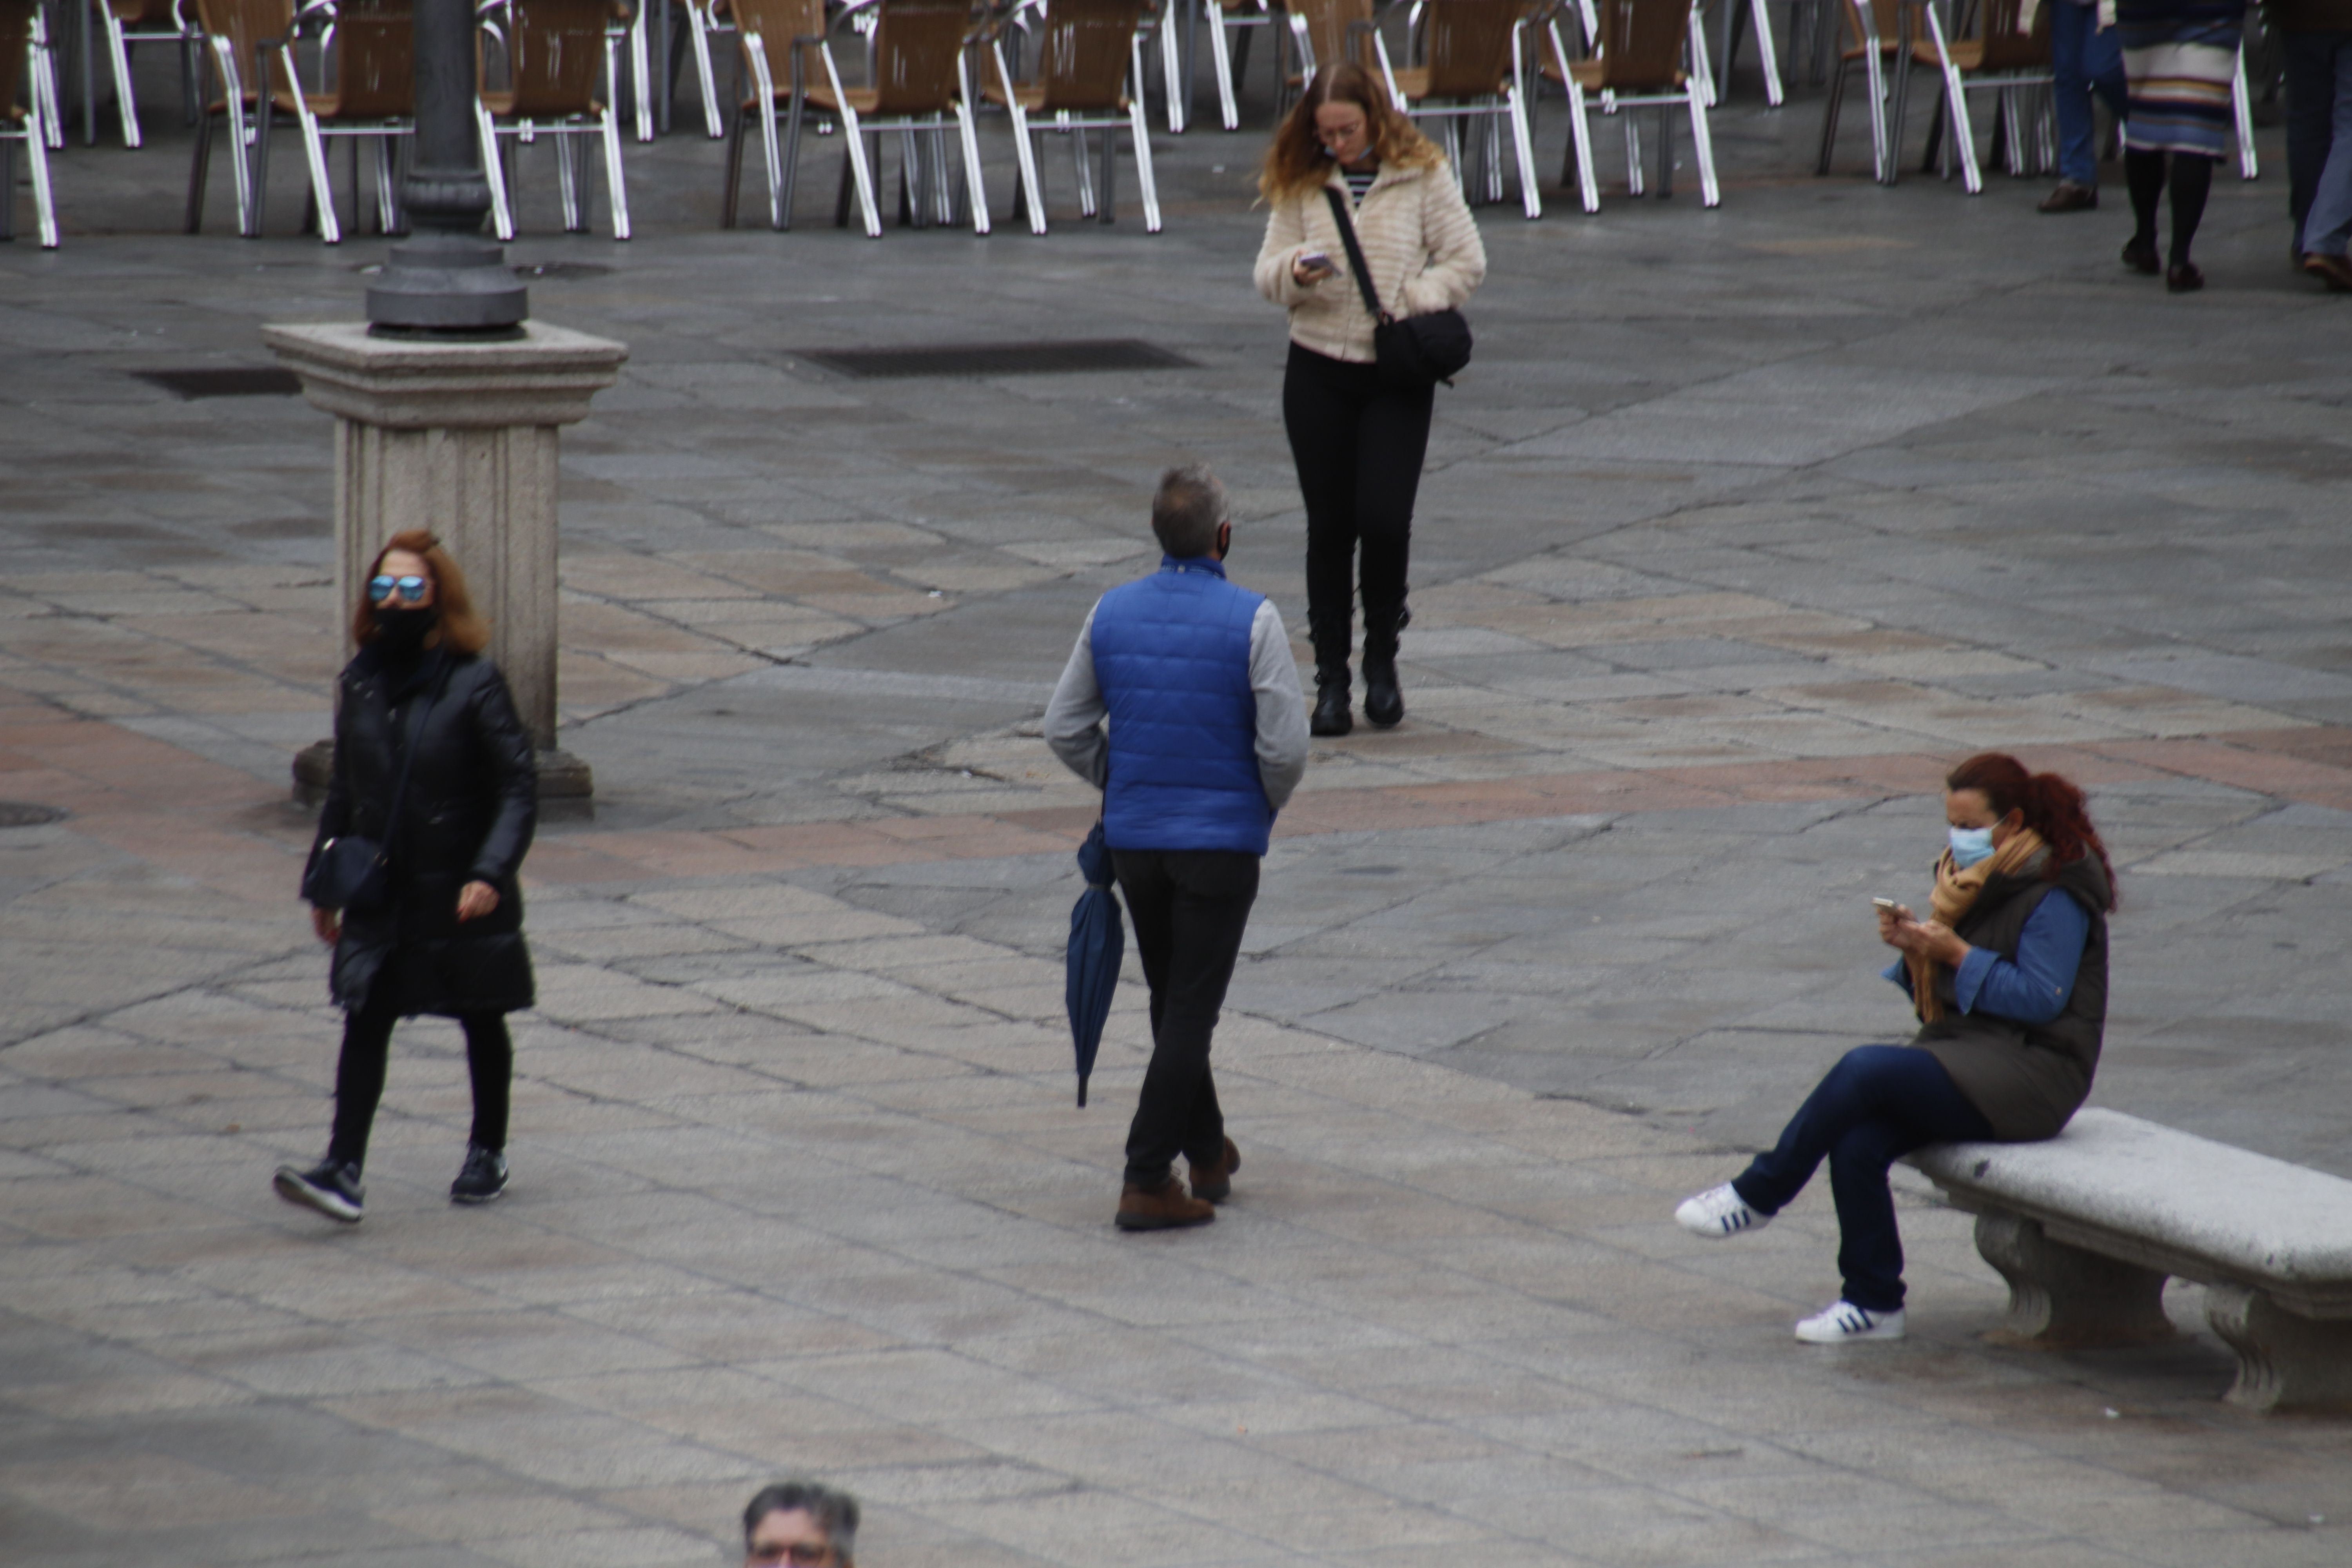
1361, 605, 1408, 729
1311, 677, 1353, 737
1307, 610, 1353, 738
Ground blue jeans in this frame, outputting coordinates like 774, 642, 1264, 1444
2051, 1, 2128, 187
1733, 1046, 1995, 1314
2285, 31, 2352, 254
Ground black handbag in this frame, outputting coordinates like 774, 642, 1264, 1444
302, 665, 443, 913
1323, 186, 1473, 390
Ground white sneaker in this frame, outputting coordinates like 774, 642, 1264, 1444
1675, 1183, 1771, 1239
1795, 1301, 1906, 1343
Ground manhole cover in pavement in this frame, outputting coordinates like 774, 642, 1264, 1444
0, 802, 67, 828
797, 339, 1197, 379
135, 367, 303, 399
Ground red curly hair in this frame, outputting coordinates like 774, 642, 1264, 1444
1946, 753, 2116, 909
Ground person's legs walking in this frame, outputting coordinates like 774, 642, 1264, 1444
1118, 850, 1258, 1192
1283, 344, 1370, 733
451, 1013, 515, 1203
2123, 146, 2167, 269
2281, 30, 2341, 253
2044, 2, 2105, 205
327, 997, 400, 1168
1353, 379, 1436, 728
2166, 150, 2216, 285
2302, 40, 2352, 283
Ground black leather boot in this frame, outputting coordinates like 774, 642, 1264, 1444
1308, 611, 1352, 737
1361, 604, 1409, 729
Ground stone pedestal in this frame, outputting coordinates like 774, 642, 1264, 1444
263, 321, 628, 805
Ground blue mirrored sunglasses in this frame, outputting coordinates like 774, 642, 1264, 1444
368, 574, 429, 605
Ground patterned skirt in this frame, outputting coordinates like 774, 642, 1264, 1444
2115, 10, 2242, 158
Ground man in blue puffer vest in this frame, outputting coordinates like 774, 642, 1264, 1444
1045, 466, 1310, 1231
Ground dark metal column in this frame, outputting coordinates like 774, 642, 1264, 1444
365, 0, 530, 334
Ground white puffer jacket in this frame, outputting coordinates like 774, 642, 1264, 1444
1254, 158, 1486, 365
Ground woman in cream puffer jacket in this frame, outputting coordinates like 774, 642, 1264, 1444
1254, 62, 1485, 738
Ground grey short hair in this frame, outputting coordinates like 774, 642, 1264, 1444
743, 1481, 859, 1565
1151, 464, 1229, 558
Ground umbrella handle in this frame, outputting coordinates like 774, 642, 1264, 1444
1076, 1077, 1089, 1109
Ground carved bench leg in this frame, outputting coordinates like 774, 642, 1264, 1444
1973, 1210, 2175, 1349
2205, 1285, 2352, 1413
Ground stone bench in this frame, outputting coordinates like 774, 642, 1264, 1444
1905, 1107, 2352, 1413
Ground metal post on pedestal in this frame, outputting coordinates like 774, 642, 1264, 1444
365, 0, 530, 335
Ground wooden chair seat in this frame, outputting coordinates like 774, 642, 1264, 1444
982, 79, 1127, 113
482, 87, 606, 114
1568, 57, 1683, 88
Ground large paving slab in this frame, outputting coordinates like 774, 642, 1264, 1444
5, 31, 2352, 1567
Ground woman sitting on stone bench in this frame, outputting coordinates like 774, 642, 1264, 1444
1675, 753, 2118, 1344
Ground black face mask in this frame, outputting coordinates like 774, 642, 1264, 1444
373, 605, 438, 659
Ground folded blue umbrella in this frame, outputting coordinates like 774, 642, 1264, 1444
1066, 820, 1124, 1108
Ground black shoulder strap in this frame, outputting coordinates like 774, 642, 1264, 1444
1323, 185, 1389, 324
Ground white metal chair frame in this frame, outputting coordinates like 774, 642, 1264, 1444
796, 0, 988, 236
681, 0, 729, 134
1379, 0, 1541, 219
3, 4, 59, 245
991, 0, 1162, 234
258, 0, 411, 243
1550, 0, 1719, 210
1158, 0, 1269, 132
475, 0, 632, 238
96, 0, 201, 146
29, 4, 62, 145
1915, 0, 2050, 194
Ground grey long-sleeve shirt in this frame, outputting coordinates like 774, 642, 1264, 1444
1044, 597, 1310, 813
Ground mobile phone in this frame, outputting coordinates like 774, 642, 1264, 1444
1298, 250, 1333, 273
1872, 898, 1900, 911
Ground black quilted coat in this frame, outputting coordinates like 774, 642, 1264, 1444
306, 645, 537, 1017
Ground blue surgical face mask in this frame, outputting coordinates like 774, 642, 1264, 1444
1948, 825, 1996, 869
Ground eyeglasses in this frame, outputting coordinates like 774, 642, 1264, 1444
368, 574, 429, 604
747, 1545, 833, 1566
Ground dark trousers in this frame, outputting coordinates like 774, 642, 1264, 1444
1732, 1045, 1994, 1314
2050, 2, 2127, 187
2284, 29, 2352, 253
1111, 848, 1259, 1186
1281, 341, 1436, 655
329, 998, 513, 1168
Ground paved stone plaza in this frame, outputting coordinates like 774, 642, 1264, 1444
5, 40, 2352, 1567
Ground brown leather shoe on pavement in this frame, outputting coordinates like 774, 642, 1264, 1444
1116, 1176, 1216, 1231
1191, 1137, 1241, 1203
2303, 251, 2352, 292
2037, 180, 2097, 213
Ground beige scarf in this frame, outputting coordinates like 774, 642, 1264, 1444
1909, 827, 2044, 1023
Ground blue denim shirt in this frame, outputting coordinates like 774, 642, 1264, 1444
1885, 889, 2091, 1024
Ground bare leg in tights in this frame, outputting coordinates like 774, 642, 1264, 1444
2125, 148, 2214, 289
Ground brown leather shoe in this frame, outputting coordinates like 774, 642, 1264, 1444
1190, 1137, 1241, 1203
2037, 180, 2097, 213
1116, 1176, 1215, 1231
2303, 251, 2352, 293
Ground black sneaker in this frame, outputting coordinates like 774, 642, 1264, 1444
274, 1158, 364, 1223
450, 1144, 508, 1205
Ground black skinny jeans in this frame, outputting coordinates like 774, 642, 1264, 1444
1111, 848, 1260, 1187
328, 996, 513, 1168
1731, 1045, 1994, 1313
1282, 341, 1436, 653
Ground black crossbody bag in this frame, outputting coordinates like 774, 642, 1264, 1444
1323, 186, 1473, 390
302, 662, 445, 913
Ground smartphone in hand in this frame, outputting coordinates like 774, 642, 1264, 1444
1871, 898, 1899, 912
1296, 250, 1335, 279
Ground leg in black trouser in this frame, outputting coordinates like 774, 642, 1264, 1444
1730, 1045, 1995, 1313
1111, 849, 1259, 1186
329, 999, 514, 1169
1281, 343, 1436, 686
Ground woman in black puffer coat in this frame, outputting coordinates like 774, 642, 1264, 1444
275, 530, 536, 1224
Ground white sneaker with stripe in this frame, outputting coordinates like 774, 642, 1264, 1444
1795, 1300, 1906, 1343
1674, 1183, 1771, 1239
